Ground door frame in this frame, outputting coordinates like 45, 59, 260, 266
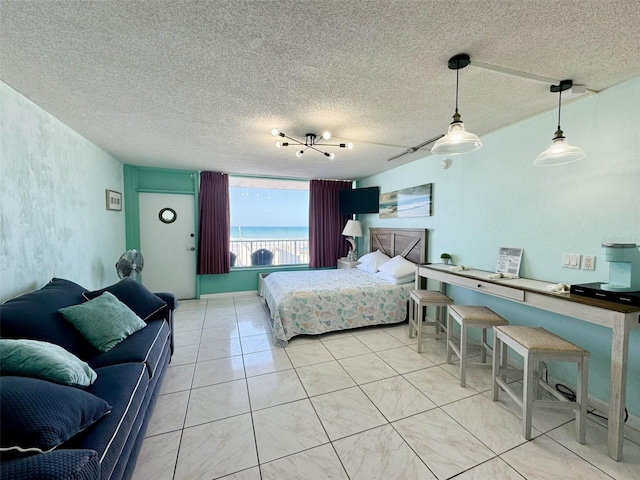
123, 165, 200, 298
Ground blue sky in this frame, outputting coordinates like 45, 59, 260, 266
229, 187, 309, 227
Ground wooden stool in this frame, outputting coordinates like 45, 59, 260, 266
447, 305, 509, 387
492, 326, 589, 444
408, 290, 453, 353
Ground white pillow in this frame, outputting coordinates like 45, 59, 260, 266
377, 255, 416, 279
375, 271, 415, 285
357, 250, 391, 273
357, 262, 378, 274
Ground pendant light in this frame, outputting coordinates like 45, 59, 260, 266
534, 79, 586, 166
431, 53, 482, 156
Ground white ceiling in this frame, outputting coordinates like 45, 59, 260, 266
2, 1, 640, 180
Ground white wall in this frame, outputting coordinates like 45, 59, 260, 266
360, 76, 640, 416
0, 82, 126, 301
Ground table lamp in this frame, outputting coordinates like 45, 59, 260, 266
342, 220, 362, 261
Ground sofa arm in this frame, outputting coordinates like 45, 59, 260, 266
1, 449, 100, 480
154, 292, 178, 354
154, 292, 178, 313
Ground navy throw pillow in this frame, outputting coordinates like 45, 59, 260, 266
83, 278, 166, 321
0, 278, 94, 359
0, 376, 112, 455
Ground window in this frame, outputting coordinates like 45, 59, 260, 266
229, 177, 309, 267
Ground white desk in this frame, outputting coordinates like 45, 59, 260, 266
417, 263, 640, 461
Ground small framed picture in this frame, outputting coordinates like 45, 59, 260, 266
106, 189, 122, 211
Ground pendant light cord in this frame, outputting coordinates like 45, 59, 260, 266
455, 67, 460, 114
557, 86, 562, 130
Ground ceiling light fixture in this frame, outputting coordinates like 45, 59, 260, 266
431, 53, 482, 156
271, 129, 353, 159
534, 79, 586, 166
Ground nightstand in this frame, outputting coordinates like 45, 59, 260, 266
337, 257, 360, 269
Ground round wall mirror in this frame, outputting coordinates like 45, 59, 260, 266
159, 207, 177, 224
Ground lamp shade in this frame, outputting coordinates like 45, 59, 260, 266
534, 136, 586, 166
342, 220, 363, 237
431, 121, 483, 155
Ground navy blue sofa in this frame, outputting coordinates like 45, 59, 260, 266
0, 278, 177, 480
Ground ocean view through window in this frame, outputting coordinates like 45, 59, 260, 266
229, 177, 309, 267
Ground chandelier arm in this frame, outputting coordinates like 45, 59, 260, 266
280, 133, 304, 145
307, 145, 328, 155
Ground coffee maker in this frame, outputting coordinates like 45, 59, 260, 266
570, 243, 640, 306
601, 243, 640, 292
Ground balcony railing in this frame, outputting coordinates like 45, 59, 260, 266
230, 239, 309, 267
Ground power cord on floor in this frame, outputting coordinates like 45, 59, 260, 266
555, 383, 629, 424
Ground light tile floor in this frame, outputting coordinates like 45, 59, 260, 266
133, 295, 640, 480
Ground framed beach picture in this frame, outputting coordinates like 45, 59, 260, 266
379, 183, 432, 218
106, 189, 122, 211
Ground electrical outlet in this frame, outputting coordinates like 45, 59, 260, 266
562, 253, 581, 269
582, 255, 596, 271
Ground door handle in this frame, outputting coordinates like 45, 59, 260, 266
187, 247, 195, 251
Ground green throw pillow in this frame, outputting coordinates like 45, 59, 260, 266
0, 339, 97, 387
59, 291, 146, 352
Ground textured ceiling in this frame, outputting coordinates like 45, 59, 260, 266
2, 1, 640, 180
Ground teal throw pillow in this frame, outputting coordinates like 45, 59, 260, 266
0, 339, 97, 387
59, 291, 146, 352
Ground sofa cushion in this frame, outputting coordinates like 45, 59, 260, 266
83, 278, 167, 322
110, 345, 170, 480
0, 339, 97, 387
0, 278, 94, 359
59, 292, 147, 352
0, 376, 111, 455
0, 449, 100, 480
88, 319, 170, 379
67, 363, 149, 480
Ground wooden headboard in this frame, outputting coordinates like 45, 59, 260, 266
369, 228, 428, 264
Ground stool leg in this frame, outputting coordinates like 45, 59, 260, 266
500, 338, 508, 375
535, 361, 545, 400
460, 322, 467, 387
481, 327, 487, 364
446, 312, 453, 364
416, 303, 423, 353
408, 299, 415, 339
522, 352, 534, 440
492, 334, 501, 401
576, 356, 589, 444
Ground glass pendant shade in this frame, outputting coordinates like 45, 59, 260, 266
534, 135, 586, 166
534, 79, 586, 166
431, 54, 481, 156
431, 119, 483, 155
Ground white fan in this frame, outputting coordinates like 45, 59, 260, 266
115, 249, 144, 280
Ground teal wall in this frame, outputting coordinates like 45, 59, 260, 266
359, 76, 640, 416
0, 81, 125, 301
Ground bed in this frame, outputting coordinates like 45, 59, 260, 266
262, 228, 428, 346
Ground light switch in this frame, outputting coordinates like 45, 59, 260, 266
562, 253, 581, 269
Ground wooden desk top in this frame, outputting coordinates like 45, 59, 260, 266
420, 264, 640, 315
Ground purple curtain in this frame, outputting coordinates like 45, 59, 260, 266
197, 171, 230, 274
309, 179, 352, 268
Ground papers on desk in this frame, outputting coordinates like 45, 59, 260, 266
496, 247, 523, 277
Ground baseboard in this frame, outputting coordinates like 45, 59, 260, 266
200, 290, 258, 299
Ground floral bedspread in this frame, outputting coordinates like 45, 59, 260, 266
262, 269, 412, 346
